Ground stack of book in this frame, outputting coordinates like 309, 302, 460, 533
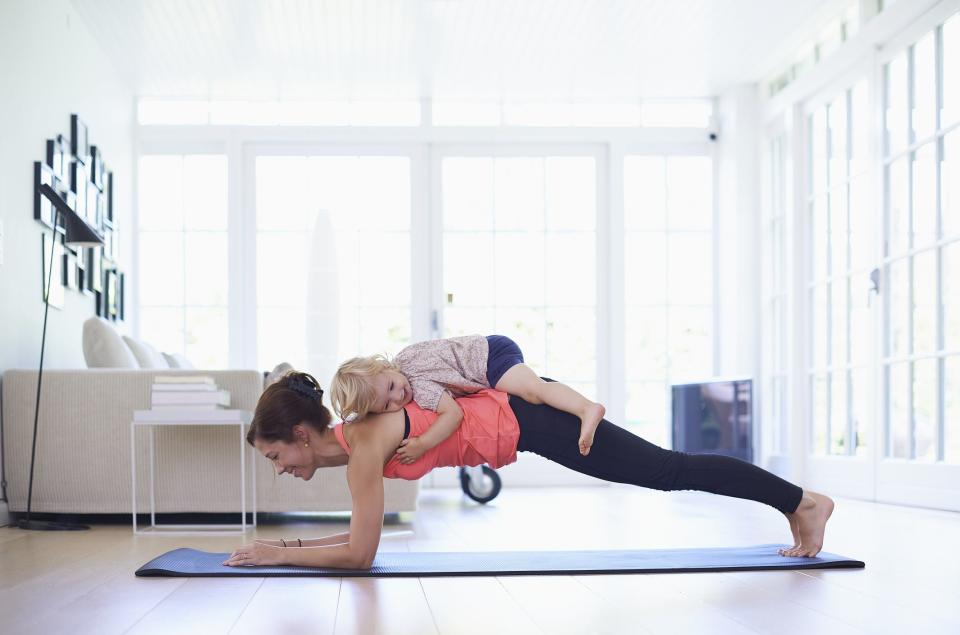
133, 375, 241, 422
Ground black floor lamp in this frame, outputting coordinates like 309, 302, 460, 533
18, 183, 104, 531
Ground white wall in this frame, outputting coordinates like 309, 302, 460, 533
0, 0, 135, 524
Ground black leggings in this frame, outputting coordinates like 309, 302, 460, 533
510, 396, 804, 515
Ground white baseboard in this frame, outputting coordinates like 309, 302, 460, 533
0, 501, 9, 527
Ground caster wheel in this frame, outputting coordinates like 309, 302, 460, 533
459, 465, 502, 504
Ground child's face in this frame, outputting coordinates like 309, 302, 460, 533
370, 370, 412, 413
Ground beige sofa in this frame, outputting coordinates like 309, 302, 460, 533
1, 369, 419, 515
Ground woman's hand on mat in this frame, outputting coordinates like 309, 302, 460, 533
223, 542, 286, 567
395, 437, 426, 464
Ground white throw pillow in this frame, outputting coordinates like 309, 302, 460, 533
82, 317, 139, 368
122, 336, 170, 369
162, 352, 195, 369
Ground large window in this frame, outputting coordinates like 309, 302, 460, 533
882, 15, 960, 463
763, 132, 789, 456
138, 155, 229, 368
623, 155, 714, 445
440, 155, 598, 402
255, 155, 412, 384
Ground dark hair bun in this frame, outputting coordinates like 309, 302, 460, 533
283, 371, 324, 403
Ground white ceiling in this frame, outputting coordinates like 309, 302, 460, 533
72, 0, 840, 101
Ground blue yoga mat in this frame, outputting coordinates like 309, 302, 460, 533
135, 545, 864, 577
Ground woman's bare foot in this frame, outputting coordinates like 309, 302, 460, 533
578, 403, 606, 455
783, 512, 801, 550
779, 490, 834, 557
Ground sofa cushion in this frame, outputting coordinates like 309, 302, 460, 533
82, 317, 139, 368
162, 352, 195, 369
122, 336, 170, 369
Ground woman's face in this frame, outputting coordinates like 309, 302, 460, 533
254, 425, 317, 480
370, 370, 413, 413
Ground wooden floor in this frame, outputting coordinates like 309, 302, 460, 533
1, 485, 958, 634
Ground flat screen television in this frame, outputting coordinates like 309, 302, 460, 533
671, 378, 753, 463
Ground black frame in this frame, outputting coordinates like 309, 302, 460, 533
71, 114, 89, 164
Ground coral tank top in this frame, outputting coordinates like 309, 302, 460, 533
332, 389, 520, 480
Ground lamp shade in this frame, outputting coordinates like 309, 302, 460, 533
39, 183, 104, 247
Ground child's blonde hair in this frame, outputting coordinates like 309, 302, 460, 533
329, 354, 400, 421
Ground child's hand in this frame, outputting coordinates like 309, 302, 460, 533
395, 437, 427, 464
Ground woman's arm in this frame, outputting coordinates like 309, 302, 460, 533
396, 392, 463, 463
226, 442, 387, 569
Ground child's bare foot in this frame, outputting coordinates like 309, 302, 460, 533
778, 490, 834, 557
578, 403, 605, 456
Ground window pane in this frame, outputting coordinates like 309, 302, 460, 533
831, 372, 847, 455
139, 307, 183, 354
668, 307, 712, 380
812, 374, 828, 454
912, 143, 937, 247
945, 242, 960, 351
255, 156, 310, 231
850, 273, 872, 366
257, 307, 306, 371
443, 158, 494, 231
812, 285, 828, 368
257, 232, 307, 308
888, 259, 910, 358
887, 156, 910, 256
624, 233, 666, 306
944, 130, 960, 238
443, 307, 495, 338
139, 232, 184, 306
495, 158, 544, 231
624, 157, 666, 230
913, 358, 938, 462
850, 80, 870, 176
626, 381, 668, 446
640, 101, 712, 127
811, 110, 828, 194
358, 308, 411, 357
885, 53, 909, 155
851, 366, 869, 456
831, 279, 849, 366
349, 156, 412, 232
913, 250, 937, 354
184, 233, 227, 306
494, 307, 546, 371
184, 307, 228, 369
944, 14, 960, 126
830, 186, 848, 275
849, 176, 872, 270
358, 232, 410, 306
138, 156, 183, 231
946, 356, 960, 463
666, 156, 712, 230
625, 307, 668, 379
911, 33, 937, 142
545, 233, 595, 306
888, 363, 910, 458
828, 95, 848, 187
545, 157, 596, 231
667, 233, 712, 305
183, 156, 227, 231
545, 308, 596, 382
494, 233, 545, 306
812, 195, 828, 280
444, 233, 494, 307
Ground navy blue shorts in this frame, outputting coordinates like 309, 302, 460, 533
485, 335, 525, 388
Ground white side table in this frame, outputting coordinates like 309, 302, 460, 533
130, 409, 256, 535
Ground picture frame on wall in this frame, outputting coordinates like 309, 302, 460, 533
86, 184, 100, 228
118, 272, 125, 320
105, 171, 114, 227
87, 246, 103, 293
63, 247, 78, 290
95, 290, 104, 317
76, 246, 90, 294
42, 234, 65, 310
71, 160, 88, 221
34, 161, 55, 228
90, 145, 104, 189
104, 269, 119, 320
71, 114, 89, 164
45, 135, 68, 182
